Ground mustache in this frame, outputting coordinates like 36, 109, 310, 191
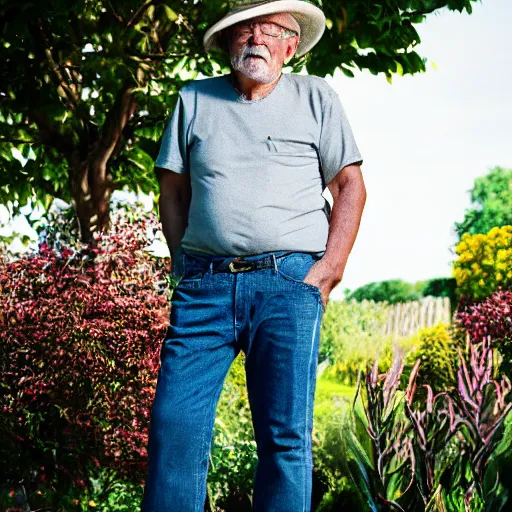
239, 44, 270, 62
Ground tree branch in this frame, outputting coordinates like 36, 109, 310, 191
126, 0, 162, 28
0, 138, 41, 145
403, 0, 447, 20
150, 21, 164, 54
91, 88, 137, 177
37, 17, 80, 111
130, 52, 188, 61
29, 110, 75, 155
107, 0, 124, 23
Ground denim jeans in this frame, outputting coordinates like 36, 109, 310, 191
141, 249, 326, 512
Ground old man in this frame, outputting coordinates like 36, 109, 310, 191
142, 1, 366, 511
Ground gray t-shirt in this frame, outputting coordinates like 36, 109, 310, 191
155, 72, 363, 257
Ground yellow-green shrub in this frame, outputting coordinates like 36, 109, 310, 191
320, 299, 391, 385
209, 353, 257, 508
403, 323, 459, 392
453, 226, 512, 299
323, 335, 397, 385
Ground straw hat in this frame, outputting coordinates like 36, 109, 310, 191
203, 0, 326, 58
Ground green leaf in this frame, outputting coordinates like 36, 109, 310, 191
163, 5, 178, 22
341, 65, 355, 78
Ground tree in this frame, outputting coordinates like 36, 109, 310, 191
346, 277, 457, 304
345, 278, 423, 303
454, 166, 512, 239
0, 0, 480, 242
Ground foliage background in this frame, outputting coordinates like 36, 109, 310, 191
0, 0, 480, 241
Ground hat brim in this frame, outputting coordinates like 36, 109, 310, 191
203, 1, 326, 58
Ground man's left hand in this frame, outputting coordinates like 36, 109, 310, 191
302, 259, 344, 310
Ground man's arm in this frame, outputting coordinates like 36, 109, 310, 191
323, 163, 366, 286
156, 167, 192, 278
303, 163, 366, 305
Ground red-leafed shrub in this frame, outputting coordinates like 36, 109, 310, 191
455, 289, 512, 342
455, 289, 512, 376
0, 207, 170, 495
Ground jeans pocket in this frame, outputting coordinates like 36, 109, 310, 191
177, 254, 206, 288
277, 252, 323, 299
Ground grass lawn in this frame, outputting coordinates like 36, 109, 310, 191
314, 375, 356, 420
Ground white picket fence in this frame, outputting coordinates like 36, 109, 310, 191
371, 296, 452, 338
316, 296, 453, 377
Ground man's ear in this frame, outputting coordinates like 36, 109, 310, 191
284, 37, 299, 64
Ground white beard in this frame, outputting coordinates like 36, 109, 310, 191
230, 44, 281, 84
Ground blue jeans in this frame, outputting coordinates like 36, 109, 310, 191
141, 249, 326, 512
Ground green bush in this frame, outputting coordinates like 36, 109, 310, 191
345, 279, 423, 304
208, 352, 257, 510
0, 460, 144, 511
320, 299, 416, 386
422, 277, 458, 312
346, 278, 458, 308
313, 404, 364, 511
402, 323, 459, 392
454, 166, 512, 239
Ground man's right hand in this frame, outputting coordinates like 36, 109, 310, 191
171, 245, 186, 281
156, 166, 191, 281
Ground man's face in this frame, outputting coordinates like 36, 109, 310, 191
227, 13, 300, 84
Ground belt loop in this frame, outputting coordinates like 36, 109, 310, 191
272, 254, 278, 272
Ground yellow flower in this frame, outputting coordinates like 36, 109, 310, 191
497, 249, 508, 261
488, 226, 500, 238
453, 226, 512, 298
460, 253, 473, 263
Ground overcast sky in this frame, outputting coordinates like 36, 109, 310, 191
1, 0, 510, 301
326, 0, 511, 298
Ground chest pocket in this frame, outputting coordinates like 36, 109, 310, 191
267, 137, 318, 159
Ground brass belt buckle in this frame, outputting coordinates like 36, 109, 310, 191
228, 258, 254, 273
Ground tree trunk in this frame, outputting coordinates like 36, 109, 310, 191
68, 155, 112, 243
68, 88, 136, 243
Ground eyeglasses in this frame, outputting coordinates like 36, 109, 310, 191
232, 20, 299, 39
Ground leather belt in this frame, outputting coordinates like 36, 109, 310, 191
215, 254, 283, 273
184, 251, 296, 274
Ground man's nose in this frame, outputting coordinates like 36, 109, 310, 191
248, 24, 266, 44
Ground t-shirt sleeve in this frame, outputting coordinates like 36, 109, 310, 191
318, 89, 363, 187
154, 92, 189, 174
